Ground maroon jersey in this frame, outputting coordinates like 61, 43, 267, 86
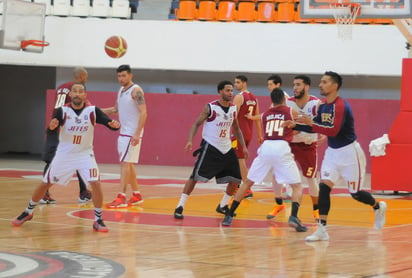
54, 81, 75, 109
262, 105, 294, 142
231, 91, 258, 143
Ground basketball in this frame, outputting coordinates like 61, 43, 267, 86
104, 36, 127, 58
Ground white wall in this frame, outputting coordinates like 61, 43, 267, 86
0, 17, 408, 76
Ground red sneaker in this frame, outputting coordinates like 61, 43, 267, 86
128, 192, 144, 206
106, 193, 127, 208
12, 211, 33, 226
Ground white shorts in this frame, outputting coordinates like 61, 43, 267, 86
247, 140, 301, 185
320, 141, 366, 193
43, 153, 99, 186
118, 135, 142, 163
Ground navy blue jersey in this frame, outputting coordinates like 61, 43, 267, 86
296, 96, 356, 148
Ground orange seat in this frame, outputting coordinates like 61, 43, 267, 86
374, 18, 393, 25
294, 1, 313, 23
197, 0, 216, 21
217, 0, 236, 21
256, 1, 275, 22
237, 0, 256, 22
176, 0, 197, 20
275, 1, 295, 23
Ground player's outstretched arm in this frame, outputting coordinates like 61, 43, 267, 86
95, 107, 120, 130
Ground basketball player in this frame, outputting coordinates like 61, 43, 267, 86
222, 88, 307, 233
104, 65, 147, 208
232, 75, 263, 200
41, 67, 92, 204
267, 74, 290, 99
174, 81, 248, 219
290, 71, 387, 241
267, 75, 323, 221
12, 83, 120, 232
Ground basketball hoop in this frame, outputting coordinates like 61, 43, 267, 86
331, 3, 361, 40
20, 40, 49, 50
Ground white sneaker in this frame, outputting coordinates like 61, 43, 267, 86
374, 201, 387, 230
305, 224, 329, 241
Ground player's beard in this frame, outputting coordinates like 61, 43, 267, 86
294, 89, 305, 99
72, 97, 83, 106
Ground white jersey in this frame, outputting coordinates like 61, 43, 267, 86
202, 101, 237, 154
287, 96, 320, 144
118, 84, 142, 136
56, 105, 96, 156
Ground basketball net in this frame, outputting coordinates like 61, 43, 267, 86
331, 3, 361, 40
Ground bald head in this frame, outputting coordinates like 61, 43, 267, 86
73, 67, 88, 84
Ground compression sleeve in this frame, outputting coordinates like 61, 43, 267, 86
95, 107, 119, 130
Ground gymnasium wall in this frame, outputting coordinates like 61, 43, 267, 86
0, 17, 407, 76
46, 90, 400, 172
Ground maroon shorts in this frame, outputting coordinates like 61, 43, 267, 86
290, 142, 318, 178
232, 138, 251, 159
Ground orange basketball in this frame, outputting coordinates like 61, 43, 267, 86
104, 36, 127, 58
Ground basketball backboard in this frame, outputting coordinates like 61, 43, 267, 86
0, 0, 46, 53
300, 0, 412, 18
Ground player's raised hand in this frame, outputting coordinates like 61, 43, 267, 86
49, 118, 59, 130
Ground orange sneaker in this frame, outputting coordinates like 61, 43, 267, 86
106, 193, 127, 208
128, 192, 144, 206
244, 189, 253, 199
266, 204, 286, 219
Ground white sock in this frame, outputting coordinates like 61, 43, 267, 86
26, 200, 37, 214
177, 193, 189, 208
94, 208, 103, 221
219, 192, 232, 207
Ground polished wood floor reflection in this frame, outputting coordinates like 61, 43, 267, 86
0, 157, 411, 277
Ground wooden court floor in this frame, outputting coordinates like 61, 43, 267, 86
1, 157, 412, 277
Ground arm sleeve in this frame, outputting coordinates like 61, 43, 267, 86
293, 124, 314, 133
95, 107, 120, 130
46, 108, 63, 134
311, 101, 344, 137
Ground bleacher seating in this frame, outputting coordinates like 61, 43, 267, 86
237, 0, 256, 22
216, 0, 236, 22
15, 0, 393, 24
112, 0, 132, 18
197, 0, 216, 21
71, 0, 90, 17
91, 0, 111, 18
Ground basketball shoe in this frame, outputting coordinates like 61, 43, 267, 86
374, 201, 387, 230
174, 206, 184, 219
222, 215, 233, 226
244, 189, 253, 199
216, 204, 236, 216
93, 219, 109, 232
39, 191, 56, 204
305, 224, 329, 241
266, 204, 286, 219
127, 192, 144, 206
12, 211, 33, 226
78, 189, 92, 203
288, 216, 308, 232
106, 193, 127, 208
